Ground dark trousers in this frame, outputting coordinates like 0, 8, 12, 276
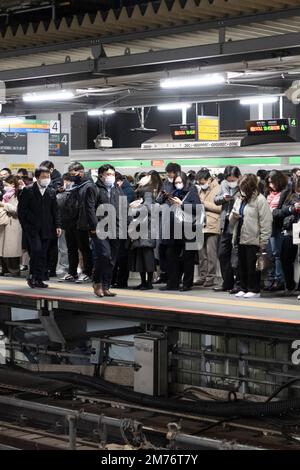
112, 240, 130, 287
1, 257, 20, 275
26, 233, 50, 281
65, 226, 93, 277
158, 243, 168, 275
91, 237, 120, 289
47, 239, 58, 275
281, 235, 298, 291
238, 244, 261, 293
218, 232, 239, 290
167, 241, 196, 289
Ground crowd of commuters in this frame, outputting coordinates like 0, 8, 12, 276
0, 160, 300, 301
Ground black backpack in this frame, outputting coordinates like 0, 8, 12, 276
60, 187, 80, 223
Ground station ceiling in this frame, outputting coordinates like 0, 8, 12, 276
2, 0, 300, 114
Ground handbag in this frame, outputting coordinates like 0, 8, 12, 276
0, 209, 10, 226
256, 251, 272, 272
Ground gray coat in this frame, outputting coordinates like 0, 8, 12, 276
230, 194, 273, 248
214, 180, 240, 233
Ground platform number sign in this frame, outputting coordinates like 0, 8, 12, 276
49, 133, 69, 156
50, 120, 61, 134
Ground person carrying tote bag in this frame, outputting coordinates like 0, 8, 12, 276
0, 175, 22, 276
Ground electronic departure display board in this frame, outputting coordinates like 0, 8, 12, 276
0, 132, 27, 154
246, 118, 297, 136
170, 124, 196, 140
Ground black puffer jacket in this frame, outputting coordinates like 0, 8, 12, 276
85, 179, 124, 233
270, 186, 292, 232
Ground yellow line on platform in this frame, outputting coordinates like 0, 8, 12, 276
2, 278, 300, 313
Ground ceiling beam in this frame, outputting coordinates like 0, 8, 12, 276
1, 7, 300, 59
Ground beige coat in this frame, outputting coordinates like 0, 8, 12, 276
198, 179, 221, 234
230, 193, 272, 247
0, 195, 22, 258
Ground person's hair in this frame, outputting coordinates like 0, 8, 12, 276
35, 166, 50, 178
292, 168, 300, 175
293, 176, 300, 193
1, 167, 11, 175
68, 161, 84, 172
126, 175, 134, 184
40, 160, 54, 170
17, 168, 29, 177
148, 170, 162, 193
217, 173, 225, 184
173, 171, 189, 190
265, 169, 288, 193
187, 170, 196, 182
224, 165, 241, 180
196, 168, 211, 181
256, 169, 268, 181
115, 171, 123, 182
137, 172, 147, 181
98, 164, 115, 175
165, 162, 181, 174
239, 174, 258, 202
62, 172, 72, 181
4, 175, 20, 196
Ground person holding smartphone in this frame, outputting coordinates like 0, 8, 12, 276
214, 166, 241, 293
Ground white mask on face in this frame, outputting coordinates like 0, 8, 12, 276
175, 183, 184, 190
201, 183, 209, 190
39, 178, 51, 188
104, 175, 115, 187
139, 175, 151, 186
228, 181, 238, 189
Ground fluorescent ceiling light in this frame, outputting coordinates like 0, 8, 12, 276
88, 109, 116, 116
240, 96, 279, 105
0, 117, 24, 125
23, 90, 74, 102
160, 74, 225, 89
157, 103, 191, 111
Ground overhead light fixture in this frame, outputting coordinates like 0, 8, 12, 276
240, 96, 279, 105
0, 117, 24, 125
22, 90, 74, 102
160, 74, 225, 89
157, 103, 191, 111
88, 109, 116, 116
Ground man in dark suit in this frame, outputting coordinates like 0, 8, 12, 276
18, 166, 62, 288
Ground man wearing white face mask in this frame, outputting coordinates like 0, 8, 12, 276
196, 168, 221, 288
85, 164, 123, 297
18, 166, 62, 288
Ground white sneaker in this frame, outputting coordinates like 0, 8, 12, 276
58, 273, 78, 282
75, 274, 91, 283
297, 295, 300, 301
243, 292, 261, 299
235, 291, 246, 297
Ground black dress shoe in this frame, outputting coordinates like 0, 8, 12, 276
35, 281, 49, 288
229, 287, 239, 295
180, 286, 192, 292
27, 277, 36, 289
133, 284, 145, 290
140, 284, 153, 290
213, 286, 228, 292
159, 286, 179, 291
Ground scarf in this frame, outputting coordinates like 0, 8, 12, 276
3, 187, 15, 203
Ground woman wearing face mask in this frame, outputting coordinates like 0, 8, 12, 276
195, 168, 221, 288
264, 170, 290, 292
0, 176, 22, 276
129, 170, 162, 290
278, 177, 300, 298
229, 174, 272, 299
214, 166, 241, 293
159, 171, 201, 291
